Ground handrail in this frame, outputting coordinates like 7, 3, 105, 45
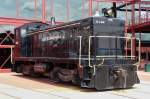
88, 36, 140, 68
77, 36, 82, 68
78, 35, 140, 68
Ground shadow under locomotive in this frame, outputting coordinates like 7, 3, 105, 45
13, 73, 97, 92
13, 73, 137, 92
12, 17, 140, 90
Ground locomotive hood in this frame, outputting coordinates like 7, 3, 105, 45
92, 17, 125, 35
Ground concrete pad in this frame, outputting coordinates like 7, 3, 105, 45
1, 73, 150, 99
138, 71, 150, 76
0, 83, 66, 99
0, 93, 16, 99
0, 69, 11, 73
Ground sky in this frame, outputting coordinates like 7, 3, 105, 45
0, 0, 81, 21
0, 0, 149, 41
0, 0, 149, 21
0, 0, 112, 31
0, 0, 114, 21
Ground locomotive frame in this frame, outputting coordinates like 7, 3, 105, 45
13, 17, 140, 90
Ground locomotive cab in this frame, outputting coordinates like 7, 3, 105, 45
78, 17, 140, 90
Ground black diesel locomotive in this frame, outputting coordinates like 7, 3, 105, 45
13, 17, 140, 90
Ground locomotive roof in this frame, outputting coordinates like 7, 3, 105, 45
26, 17, 124, 36
26, 17, 94, 36
17, 21, 49, 28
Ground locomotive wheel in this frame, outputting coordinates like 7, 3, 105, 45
22, 66, 39, 77
22, 65, 30, 76
16, 64, 22, 73
49, 67, 61, 82
29, 67, 43, 77
29, 68, 37, 77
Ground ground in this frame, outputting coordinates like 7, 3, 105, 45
0, 71, 150, 99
